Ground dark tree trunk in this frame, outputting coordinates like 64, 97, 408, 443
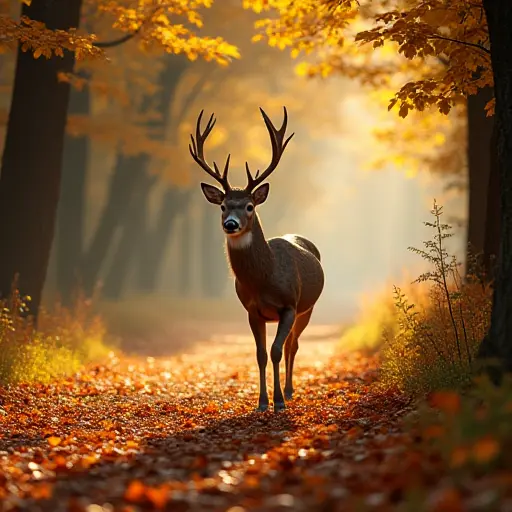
478, 1, 512, 377
56, 78, 90, 305
81, 153, 145, 294
0, 0, 82, 316
200, 202, 227, 297
82, 55, 189, 296
135, 188, 189, 293
483, 124, 500, 280
102, 174, 156, 299
466, 87, 495, 277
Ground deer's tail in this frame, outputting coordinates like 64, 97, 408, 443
291, 235, 321, 262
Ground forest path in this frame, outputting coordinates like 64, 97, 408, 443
0, 330, 415, 511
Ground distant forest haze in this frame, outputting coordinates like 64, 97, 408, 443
1, 7, 461, 320
0, 0, 503, 360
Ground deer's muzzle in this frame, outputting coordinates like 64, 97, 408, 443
223, 218, 240, 234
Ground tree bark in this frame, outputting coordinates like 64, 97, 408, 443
466, 87, 495, 277
56, 78, 90, 305
0, 0, 82, 316
477, 1, 512, 377
483, 124, 500, 280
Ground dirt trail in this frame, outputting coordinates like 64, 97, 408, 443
0, 329, 414, 512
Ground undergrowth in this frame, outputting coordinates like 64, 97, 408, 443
381, 201, 492, 394
343, 200, 492, 395
0, 290, 113, 385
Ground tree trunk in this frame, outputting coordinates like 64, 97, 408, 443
81, 153, 145, 294
0, 0, 82, 316
102, 174, 156, 299
478, 1, 512, 377
56, 78, 90, 305
466, 87, 495, 277
200, 202, 227, 297
483, 124, 500, 280
135, 188, 188, 293
83, 55, 189, 296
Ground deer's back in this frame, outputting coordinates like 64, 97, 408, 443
281, 234, 321, 261
267, 234, 324, 313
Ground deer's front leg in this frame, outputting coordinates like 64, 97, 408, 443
270, 307, 296, 412
249, 313, 268, 412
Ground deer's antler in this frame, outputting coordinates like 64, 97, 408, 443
245, 106, 294, 192
189, 110, 231, 191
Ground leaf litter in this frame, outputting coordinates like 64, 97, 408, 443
0, 336, 504, 511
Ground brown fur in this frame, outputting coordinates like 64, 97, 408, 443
228, 214, 324, 322
221, 191, 324, 412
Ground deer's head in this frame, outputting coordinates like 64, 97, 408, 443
189, 107, 294, 239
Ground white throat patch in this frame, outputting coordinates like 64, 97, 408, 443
227, 231, 253, 250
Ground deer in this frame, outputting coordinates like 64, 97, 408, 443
189, 107, 324, 412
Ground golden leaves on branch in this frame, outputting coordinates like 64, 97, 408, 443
2, 0, 240, 66
0, 15, 103, 60
245, 0, 492, 117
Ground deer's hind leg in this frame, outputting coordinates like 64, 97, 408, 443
284, 309, 312, 400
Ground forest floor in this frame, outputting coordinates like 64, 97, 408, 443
0, 327, 470, 512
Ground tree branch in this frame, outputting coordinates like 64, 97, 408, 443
428, 34, 491, 55
94, 32, 140, 49
93, 6, 162, 49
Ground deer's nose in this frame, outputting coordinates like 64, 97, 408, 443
223, 219, 240, 233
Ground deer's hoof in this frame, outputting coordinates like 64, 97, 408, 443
273, 401, 286, 412
256, 404, 269, 412
284, 390, 293, 400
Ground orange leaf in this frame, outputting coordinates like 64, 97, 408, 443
47, 436, 62, 447
430, 487, 463, 512
30, 482, 53, 499
473, 437, 499, 463
146, 486, 169, 509
203, 402, 219, 414
450, 446, 468, 468
423, 424, 445, 440
428, 391, 461, 414
125, 480, 145, 502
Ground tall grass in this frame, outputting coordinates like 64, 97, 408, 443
0, 289, 113, 385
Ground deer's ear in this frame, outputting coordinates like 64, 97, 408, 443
252, 183, 269, 205
201, 183, 225, 205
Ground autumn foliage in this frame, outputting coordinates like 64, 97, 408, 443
1, 0, 510, 509
0, 290, 111, 385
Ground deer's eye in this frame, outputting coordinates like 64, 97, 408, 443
246, 204, 254, 213
221, 205, 226, 212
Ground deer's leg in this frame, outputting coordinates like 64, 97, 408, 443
284, 334, 298, 400
249, 313, 268, 412
270, 307, 296, 412
284, 309, 312, 400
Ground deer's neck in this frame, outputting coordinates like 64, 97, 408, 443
226, 213, 273, 288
